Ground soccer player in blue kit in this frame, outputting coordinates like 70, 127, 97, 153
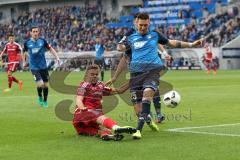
23, 27, 60, 108
95, 36, 105, 81
106, 14, 169, 124
117, 13, 202, 139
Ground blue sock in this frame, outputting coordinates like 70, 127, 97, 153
153, 96, 161, 116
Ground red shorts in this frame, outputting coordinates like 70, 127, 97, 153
72, 108, 104, 136
205, 59, 212, 63
204, 60, 212, 68
8, 63, 19, 72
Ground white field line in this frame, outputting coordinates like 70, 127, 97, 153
166, 123, 240, 137
168, 130, 240, 137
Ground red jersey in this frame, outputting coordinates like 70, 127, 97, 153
205, 52, 213, 61
204, 44, 213, 61
1, 42, 22, 62
76, 81, 112, 110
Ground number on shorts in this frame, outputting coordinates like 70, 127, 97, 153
33, 75, 37, 81
131, 91, 137, 100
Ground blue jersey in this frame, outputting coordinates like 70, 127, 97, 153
95, 44, 105, 60
24, 38, 51, 70
126, 30, 169, 73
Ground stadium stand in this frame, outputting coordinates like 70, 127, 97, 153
0, 1, 123, 52
0, 0, 239, 53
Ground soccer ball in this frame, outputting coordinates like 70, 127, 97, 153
163, 90, 181, 108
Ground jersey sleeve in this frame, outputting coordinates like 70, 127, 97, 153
16, 43, 23, 54
156, 31, 169, 45
43, 39, 51, 50
76, 82, 87, 96
124, 48, 132, 57
118, 28, 135, 47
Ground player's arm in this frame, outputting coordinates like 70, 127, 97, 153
17, 44, 24, 62
158, 44, 171, 60
76, 95, 87, 110
167, 39, 202, 48
109, 82, 130, 95
117, 43, 127, 52
117, 36, 128, 52
76, 85, 87, 110
117, 29, 134, 52
49, 47, 60, 64
156, 30, 202, 48
44, 39, 60, 64
22, 53, 27, 67
105, 55, 128, 86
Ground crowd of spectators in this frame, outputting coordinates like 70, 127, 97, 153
156, 4, 240, 47
0, 0, 123, 52
0, 1, 240, 52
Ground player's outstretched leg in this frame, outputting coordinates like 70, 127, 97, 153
100, 131, 124, 141
97, 116, 136, 135
153, 94, 165, 123
133, 99, 159, 139
101, 134, 124, 141
114, 126, 137, 134
98, 128, 124, 141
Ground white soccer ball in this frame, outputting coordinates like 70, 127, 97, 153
163, 90, 181, 108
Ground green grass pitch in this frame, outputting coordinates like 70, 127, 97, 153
0, 70, 240, 160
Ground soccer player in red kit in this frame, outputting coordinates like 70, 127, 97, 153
0, 34, 23, 92
73, 64, 136, 141
203, 43, 213, 74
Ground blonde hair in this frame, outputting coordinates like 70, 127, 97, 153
84, 64, 100, 81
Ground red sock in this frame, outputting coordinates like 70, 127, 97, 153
98, 129, 112, 137
213, 67, 217, 72
12, 76, 19, 83
8, 76, 13, 88
102, 118, 117, 130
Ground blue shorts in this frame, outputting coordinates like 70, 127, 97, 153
94, 59, 105, 69
31, 69, 49, 82
129, 68, 161, 104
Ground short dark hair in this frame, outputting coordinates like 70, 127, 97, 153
133, 13, 139, 19
137, 13, 149, 20
30, 26, 39, 31
8, 33, 14, 37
